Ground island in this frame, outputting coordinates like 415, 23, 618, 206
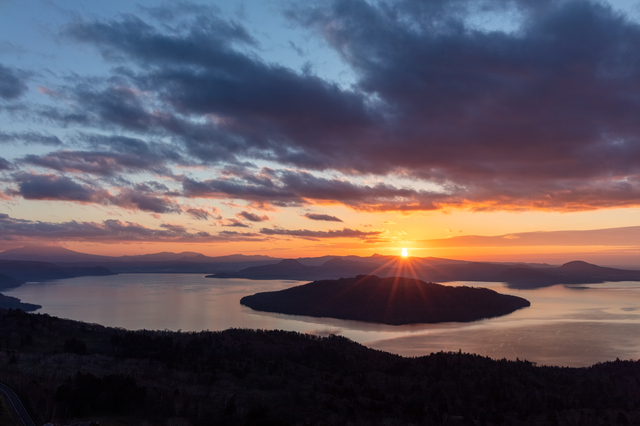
240, 275, 530, 325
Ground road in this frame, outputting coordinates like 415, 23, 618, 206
0, 381, 36, 426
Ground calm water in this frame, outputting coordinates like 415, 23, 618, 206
5, 274, 640, 367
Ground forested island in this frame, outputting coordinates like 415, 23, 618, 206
240, 275, 530, 325
0, 308, 639, 425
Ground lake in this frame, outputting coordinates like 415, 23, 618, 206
4, 274, 640, 367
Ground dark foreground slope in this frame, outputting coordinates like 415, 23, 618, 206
241, 275, 530, 325
1, 309, 640, 426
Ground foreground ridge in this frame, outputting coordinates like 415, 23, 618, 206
0, 308, 639, 425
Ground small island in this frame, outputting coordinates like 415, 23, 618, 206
240, 275, 530, 325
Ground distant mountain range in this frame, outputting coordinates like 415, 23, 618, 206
212, 258, 640, 288
0, 246, 283, 274
0, 259, 115, 289
2, 245, 640, 288
0, 245, 113, 263
0, 245, 276, 264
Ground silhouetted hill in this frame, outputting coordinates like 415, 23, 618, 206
0, 260, 115, 285
0, 246, 277, 264
0, 272, 23, 289
0, 246, 285, 274
117, 251, 203, 262
209, 258, 310, 279
116, 252, 279, 263
494, 262, 640, 288
422, 261, 510, 282
0, 260, 74, 282
210, 257, 381, 280
212, 258, 519, 283
0, 245, 114, 262
241, 275, 530, 325
494, 266, 598, 288
557, 260, 640, 279
64, 265, 115, 277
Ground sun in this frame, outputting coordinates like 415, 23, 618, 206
401, 248, 408, 257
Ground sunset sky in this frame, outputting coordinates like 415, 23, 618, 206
2, 0, 640, 264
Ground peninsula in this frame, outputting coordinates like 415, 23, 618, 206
240, 275, 530, 325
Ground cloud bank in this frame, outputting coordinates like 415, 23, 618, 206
4, 0, 640, 247
34, 0, 639, 212
422, 226, 640, 248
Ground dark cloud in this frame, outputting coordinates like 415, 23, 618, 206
0, 156, 13, 171
37, 106, 92, 127
0, 213, 263, 242
67, 9, 256, 62
24, 151, 151, 176
114, 188, 180, 214
185, 208, 209, 220
62, 9, 375, 167
218, 230, 262, 239
37, 0, 640, 212
0, 63, 28, 100
181, 173, 302, 206
12, 173, 105, 202
278, 170, 446, 211
0, 131, 63, 146
181, 169, 448, 211
303, 213, 343, 222
185, 207, 221, 221
10, 173, 180, 214
75, 85, 155, 131
134, 181, 170, 192
259, 227, 382, 241
21, 133, 190, 178
36, 78, 261, 167
237, 211, 269, 222
222, 218, 250, 228
282, 0, 640, 206
84, 133, 185, 162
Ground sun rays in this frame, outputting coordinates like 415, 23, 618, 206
346, 252, 426, 322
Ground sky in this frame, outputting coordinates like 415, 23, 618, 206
2, 0, 640, 264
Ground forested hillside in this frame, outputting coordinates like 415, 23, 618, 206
0, 309, 639, 425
